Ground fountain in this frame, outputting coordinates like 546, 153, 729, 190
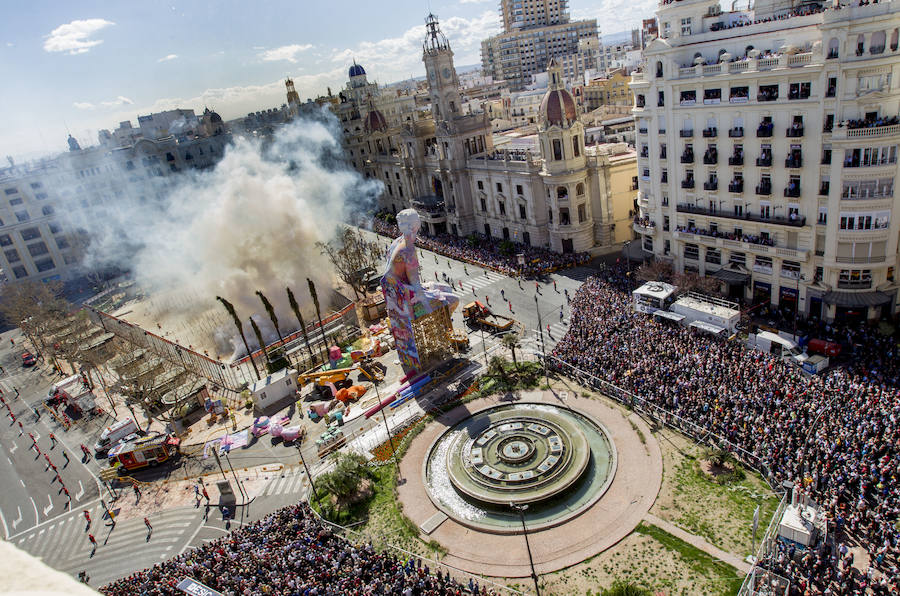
424, 403, 616, 534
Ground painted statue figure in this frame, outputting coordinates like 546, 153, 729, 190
381, 209, 459, 371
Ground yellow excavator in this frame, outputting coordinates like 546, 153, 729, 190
299, 358, 385, 400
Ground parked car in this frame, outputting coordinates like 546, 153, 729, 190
21, 352, 36, 367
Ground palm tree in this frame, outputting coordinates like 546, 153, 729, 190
501, 332, 521, 369
602, 581, 652, 596
287, 287, 316, 367
307, 278, 329, 363
248, 316, 272, 372
256, 291, 286, 349
488, 355, 509, 385
216, 296, 261, 380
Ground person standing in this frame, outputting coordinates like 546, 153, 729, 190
87, 533, 96, 546
144, 517, 152, 532
83, 510, 91, 528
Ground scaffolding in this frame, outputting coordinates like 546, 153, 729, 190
410, 305, 453, 371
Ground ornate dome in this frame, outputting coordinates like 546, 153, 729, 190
364, 108, 388, 133
349, 62, 366, 77
540, 89, 577, 127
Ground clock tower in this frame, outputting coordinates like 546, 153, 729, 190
422, 13, 462, 128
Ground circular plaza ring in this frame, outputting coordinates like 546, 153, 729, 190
425, 402, 617, 534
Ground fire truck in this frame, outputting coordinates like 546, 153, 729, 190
107, 434, 181, 471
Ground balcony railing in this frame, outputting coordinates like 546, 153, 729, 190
728, 127, 744, 138
784, 186, 801, 198
728, 155, 744, 166
819, 184, 830, 196
756, 156, 772, 167
681, 179, 695, 189
757, 125, 774, 138
784, 157, 802, 168
786, 127, 804, 138
702, 127, 718, 138
640, 149, 649, 158
756, 184, 772, 195
681, 153, 694, 164
728, 181, 744, 193
703, 152, 718, 165
675, 203, 806, 227
836, 255, 887, 264
838, 279, 873, 289
680, 129, 694, 138
832, 124, 900, 139
661, 174, 668, 184
703, 181, 718, 191
660, 149, 667, 159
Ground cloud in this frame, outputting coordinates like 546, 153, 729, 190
330, 11, 499, 77
6, 42, 13, 48
157, 53, 178, 62
44, 18, 114, 55
260, 44, 314, 63
73, 96, 133, 110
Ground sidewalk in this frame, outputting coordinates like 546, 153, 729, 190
643, 512, 751, 574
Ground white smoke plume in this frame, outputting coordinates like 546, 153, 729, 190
75, 108, 383, 359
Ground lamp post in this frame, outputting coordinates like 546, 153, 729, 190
510, 502, 540, 596
296, 443, 322, 510
374, 381, 402, 481
534, 295, 549, 386
791, 273, 807, 339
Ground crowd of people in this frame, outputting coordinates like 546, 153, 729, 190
102, 503, 494, 596
371, 217, 590, 276
844, 115, 900, 130
551, 266, 900, 595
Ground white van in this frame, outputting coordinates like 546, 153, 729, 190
94, 418, 138, 455
749, 332, 805, 365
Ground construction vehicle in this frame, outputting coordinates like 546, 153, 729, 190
107, 434, 181, 471
462, 301, 516, 332
449, 329, 470, 350
299, 359, 385, 400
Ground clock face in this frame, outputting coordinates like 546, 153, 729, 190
442, 67, 452, 79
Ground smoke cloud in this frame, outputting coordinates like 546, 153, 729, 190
75, 107, 383, 359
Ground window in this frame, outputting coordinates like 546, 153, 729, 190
12, 266, 27, 279
730, 86, 749, 103
20, 227, 39, 241
49, 223, 61, 234
480, 198, 487, 212
788, 82, 811, 100
15, 211, 30, 222
519, 204, 526, 219
576, 183, 585, 196
573, 136, 580, 157
34, 259, 54, 273
27, 242, 49, 257
680, 90, 696, 106
754, 255, 773, 273
826, 77, 836, 98
499, 201, 506, 216
758, 84, 778, 102
29, 182, 41, 189
557, 186, 568, 199
827, 38, 839, 59
684, 243, 699, 260
703, 89, 721, 104
496, 182, 503, 193
9, 197, 23, 206
552, 139, 562, 160
0, 234, 11, 247
680, 17, 692, 36
4, 249, 20, 263
559, 208, 570, 225
516, 184, 523, 195
477, 180, 484, 190
578, 204, 586, 223
55, 237, 69, 249
730, 252, 746, 266
4, 188, 18, 195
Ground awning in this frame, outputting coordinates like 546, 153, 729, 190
822, 290, 892, 308
711, 268, 750, 284
653, 310, 686, 322
689, 320, 727, 335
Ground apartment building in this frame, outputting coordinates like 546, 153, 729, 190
631, 0, 900, 322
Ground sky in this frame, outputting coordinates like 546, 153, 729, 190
0, 0, 655, 160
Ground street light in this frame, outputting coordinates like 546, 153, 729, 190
510, 502, 540, 596
792, 273, 807, 339
296, 442, 322, 510
534, 295, 549, 386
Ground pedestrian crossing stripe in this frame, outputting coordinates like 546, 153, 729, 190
262, 472, 307, 496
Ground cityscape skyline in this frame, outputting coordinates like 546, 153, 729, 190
0, 0, 651, 161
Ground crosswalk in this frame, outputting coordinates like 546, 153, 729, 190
12, 502, 200, 587
519, 321, 570, 352
438, 270, 506, 298
260, 468, 308, 498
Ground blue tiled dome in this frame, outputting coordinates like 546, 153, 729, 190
349, 63, 366, 77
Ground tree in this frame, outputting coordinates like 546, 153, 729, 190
307, 278, 328, 363
248, 317, 272, 372
256, 291, 285, 350
316, 227, 383, 299
674, 271, 722, 296
0, 279, 69, 358
602, 581, 652, 596
216, 296, 261, 380
317, 452, 370, 513
488, 356, 509, 385
636, 260, 674, 283
287, 287, 316, 367
501, 332, 521, 369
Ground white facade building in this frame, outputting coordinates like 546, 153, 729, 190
631, 0, 900, 321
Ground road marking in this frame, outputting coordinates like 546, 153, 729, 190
42, 495, 53, 516
9, 442, 16, 454
29, 497, 38, 525
6, 456, 11, 465
19, 479, 25, 488
0, 505, 7, 540
12, 506, 22, 530
75, 480, 84, 500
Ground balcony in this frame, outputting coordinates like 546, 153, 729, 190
756, 156, 772, 167
728, 181, 744, 193
659, 149, 667, 159
702, 127, 718, 138
784, 186, 801, 198
681, 179, 695, 189
832, 123, 900, 140
703, 180, 718, 191
703, 152, 718, 165
728, 127, 744, 138
818, 183, 830, 196
756, 184, 772, 195
838, 279, 873, 289
640, 148, 649, 158
680, 152, 694, 164
786, 126, 804, 138
633, 219, 656, 235
680, 129, 694, 138
784, 157, 802, 168
836, 255, 886, 264
728, 155, 744, 166
661, 173, 668, 184
756, 125, 774, 138
675, 203, 807, 227
638, 128, 648, 134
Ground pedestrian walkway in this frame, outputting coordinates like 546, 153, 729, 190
643, 512, 751, 575
447, 271, 505, 298
260, 469, 308, 498
15, 503, 203, 587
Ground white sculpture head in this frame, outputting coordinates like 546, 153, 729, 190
396, 208, 421, 238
